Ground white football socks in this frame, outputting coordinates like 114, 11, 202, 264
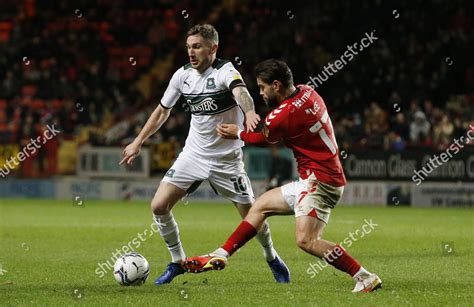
212, 247, 229, 258
255, 222, 278, 261
154, 212, 186, 263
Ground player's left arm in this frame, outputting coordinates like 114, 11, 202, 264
231, 86, 261, 132
219, 62, 260, 132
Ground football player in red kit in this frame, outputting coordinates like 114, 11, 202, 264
183, 59, 381, 293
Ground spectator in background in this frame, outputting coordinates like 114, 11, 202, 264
408, 99, 421, 122
343, 115, 364, 148
452, 117, 465, 140
386, 112, 409, 151
410, 111, 431, 145
391, 113, 410, 141
385, 132, 407, 152
423, 99, 434, 123
363, 102, 388, 146
0, 109, 9, 143
433, 114, 454, 149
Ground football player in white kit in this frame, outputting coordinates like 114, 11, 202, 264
120, 24, 290, 285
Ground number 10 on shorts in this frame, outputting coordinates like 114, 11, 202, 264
230, 176, 247, 193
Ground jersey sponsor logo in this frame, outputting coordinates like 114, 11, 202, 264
294, 89, 312, 108
206, 78, 216, 89
183, 90, 236, 115
187, 97, 219, 113
293, 98, 304, 108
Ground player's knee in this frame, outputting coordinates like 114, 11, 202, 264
296, 230, 324, 253
150, 197, 171, 215
251, 198, 272, 217
248, 202, 264, 215
295, 232, 311, 251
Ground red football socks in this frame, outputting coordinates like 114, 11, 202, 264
323, 244, 361, 276
221, 221, 258, 256
222, 224, 361, 277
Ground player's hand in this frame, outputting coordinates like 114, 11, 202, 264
120, 140, 141, 165
217, 124, 239, 139
245, 110, 260, 132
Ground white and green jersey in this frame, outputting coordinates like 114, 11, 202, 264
161, 58, 246, 158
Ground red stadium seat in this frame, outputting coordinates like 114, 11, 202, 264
21, 85, 38, 97
32, 99, 45, 110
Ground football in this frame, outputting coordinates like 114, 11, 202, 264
113, 252, 150, 286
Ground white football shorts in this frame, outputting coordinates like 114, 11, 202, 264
281, 177, 344, 224
161, 149, 254, 204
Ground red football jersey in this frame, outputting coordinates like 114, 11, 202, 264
258, 84, 346, 187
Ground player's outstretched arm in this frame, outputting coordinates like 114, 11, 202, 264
232, 86, 260, 132
120, 104, 171, 165
217, 124, 275, 146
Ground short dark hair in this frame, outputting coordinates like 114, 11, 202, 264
254, 59, 293, 87
187, 24, 219, 45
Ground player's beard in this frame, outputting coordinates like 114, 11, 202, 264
194, 57, 212, 72
266, 94, 279, 108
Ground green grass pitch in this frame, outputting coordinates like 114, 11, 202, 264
0, 199, 473, 306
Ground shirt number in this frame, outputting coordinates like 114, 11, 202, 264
308, 110, 338, 154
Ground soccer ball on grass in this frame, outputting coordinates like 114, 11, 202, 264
113, 252, 150, 286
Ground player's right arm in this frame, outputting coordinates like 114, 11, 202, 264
216, 124, 281, 147
120, 69, 182, 165
217, 102, 289, 146
120, 105, 172, 165
216, 124, 268, 146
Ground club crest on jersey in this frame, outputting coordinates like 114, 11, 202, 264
165, 169, 175, 178
206, 78, 216, 89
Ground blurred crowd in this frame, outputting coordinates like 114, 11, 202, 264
0, 0, 472, 152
